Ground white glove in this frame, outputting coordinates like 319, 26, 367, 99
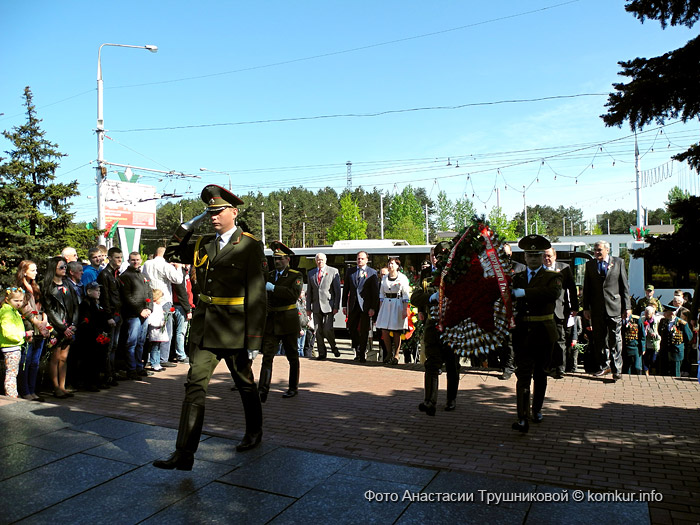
512, 288, 525, 298
265, 282, 275, 292
429, 291, 440, 303
247, 349, 259, 360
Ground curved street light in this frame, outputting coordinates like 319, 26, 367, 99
96, 43, 158, 244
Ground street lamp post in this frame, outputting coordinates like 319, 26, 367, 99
199, 168, 232, 190
96, 43, 157, 244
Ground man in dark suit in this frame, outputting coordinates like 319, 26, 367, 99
259, 241, 303, 402
154, 185, 267, 471
543, 247, 579, 379
306, 253, 341, 360
342, 251, 379, 363
511, 235, 562, 433
582, 240, 631, 381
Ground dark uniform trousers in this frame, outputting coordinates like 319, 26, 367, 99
411, 285, 460, 412
162, 227, 267, 459
259, 268, 303, 397
512, 269, 561, 423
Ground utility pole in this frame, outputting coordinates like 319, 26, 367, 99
261, 212, 266, 246
425, 203, 429, 244
346, 161, 352, 190
380, 193, 384, 240
634, 133, 642, 228
523, 186, 528, 236
278, 200, 282, 241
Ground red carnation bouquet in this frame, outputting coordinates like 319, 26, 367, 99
435, 218, 514, 357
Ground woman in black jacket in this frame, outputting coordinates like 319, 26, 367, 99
42, 257, 80, 398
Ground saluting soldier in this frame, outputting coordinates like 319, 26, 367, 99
511, 234, 562, 433
153, 185, 267, 471
411, 241, 461, 416
659, 304, 693, 377
259, 240, 303, 402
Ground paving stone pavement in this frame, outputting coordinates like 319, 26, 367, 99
1, 340, 698, 524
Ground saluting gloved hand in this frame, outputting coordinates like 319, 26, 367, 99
172, 210, 209, 243
265, 282, 275, 292
429, 291, 440, 303
247, 349, 259, 360
512, 288, 525, 298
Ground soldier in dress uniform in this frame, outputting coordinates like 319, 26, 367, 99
411, 241, 461, 416
153, 185, 267, 471
511, 234, 562, 433
258, 240, 303, 402
659, 303, 693, 377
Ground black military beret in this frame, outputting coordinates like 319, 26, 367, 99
201, 184, 244, 211
270, 240, 294, 257
517, 234, 551, 254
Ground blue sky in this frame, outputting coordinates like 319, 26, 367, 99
1, 0, 697, 230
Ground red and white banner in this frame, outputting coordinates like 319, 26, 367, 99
101, 180, 157, 230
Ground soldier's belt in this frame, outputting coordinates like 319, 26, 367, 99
269, 304, 297, 312
384, 293, 399, 298
523, 314, 554, 322
198, 294, 244, 306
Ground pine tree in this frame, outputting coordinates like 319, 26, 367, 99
602, 1, 700, 169
327, 193, 367, 243
0, 87, 78, 281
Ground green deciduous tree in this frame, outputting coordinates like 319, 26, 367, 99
386, 185, 425, 245
0, 87, 78, 283
327, 193, 367, 243
488, 207, 518, 241
602, 0, 700, 170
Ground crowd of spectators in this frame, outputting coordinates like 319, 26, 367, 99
1, 245, 195, 400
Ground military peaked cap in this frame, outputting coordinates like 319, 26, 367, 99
201, 184, 244, 212
517, 234, 551, 253
270, 240, 294, 257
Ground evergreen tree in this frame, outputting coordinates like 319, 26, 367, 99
602, 0, 700, 169
327, 193, 368, 243
0, 87, 78, 281
386, 186, 426, 244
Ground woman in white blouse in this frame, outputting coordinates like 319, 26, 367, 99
375, 257, 410, 365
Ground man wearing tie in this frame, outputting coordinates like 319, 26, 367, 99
342, 251, 379, 363
306, 253, 341, 360
511, 235, 562, 433
582, 240, 631, 380
154, 185, 267, 471
259, 241, 303, 401
542, 247, 579, 379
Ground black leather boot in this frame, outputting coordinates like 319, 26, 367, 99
258, 367, 272, 404
532, 375, 547, 423
418, 371, 438, 416
445, 355, 460, 411
512, 384, 530, 433
283, 359, 299, 398
153, 402, 205, 470
236, 382, 263, 452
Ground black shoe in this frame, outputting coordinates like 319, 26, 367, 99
593, 367, 611, 377
259, 391, 268, 403
532, 412, 543, 423
127, 371, 140, 380
137, 369, 154, 377
153, 451, 194, 471
512, 419, 529, 433
160, 362, 177, 368
552, 372, 564, 380
445, 400, 456, 411
109, 379, 119, 387
612, 373, 622, 381
499, 371, 513, 380
85, 385, 101, 392
353, 356, 360, 361
332, 348, 340, 357
236, 432, 262, 452
315, 356, 327, 361
418, 401, 436, 416
230, 385, 238, 391
282, 389, 298, 398
32, 396, 46, 402
359, 356, 367, 363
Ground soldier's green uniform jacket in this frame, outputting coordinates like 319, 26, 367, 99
623, 314, 646, 356
266, 268, 303, 336
166, 227, 267, 351
659, 317, 692, 363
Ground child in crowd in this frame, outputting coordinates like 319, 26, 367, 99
622, 312, 645, 375
146, 289, 170, 372
1, 288, 32, 398
75, 281, 111, 391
